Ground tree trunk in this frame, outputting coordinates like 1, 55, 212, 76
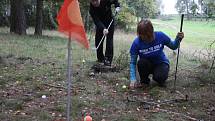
185, 0, 190, 20
10, 0, 26, 35
34, 0, 43, 35
10, 0, 15, 33
47, 1, 57, 29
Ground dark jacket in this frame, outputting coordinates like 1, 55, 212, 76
89, 0, 120, 31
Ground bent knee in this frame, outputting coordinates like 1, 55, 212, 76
153, 75, 168, 83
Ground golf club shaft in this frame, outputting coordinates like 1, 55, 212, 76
180, 14, 184, 32
95, 19, 114, 50
174, 14, 184, 90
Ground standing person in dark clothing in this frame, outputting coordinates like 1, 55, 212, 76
89, 0, 120, 66
129, 19, 184, 89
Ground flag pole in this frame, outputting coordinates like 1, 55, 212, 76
67, 32, 72, 121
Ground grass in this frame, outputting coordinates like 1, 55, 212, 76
0, 18, 215, 120
152, 16, 215, 49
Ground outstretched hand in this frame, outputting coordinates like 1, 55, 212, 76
129, 81, 145, 89
129, 82, 135, 89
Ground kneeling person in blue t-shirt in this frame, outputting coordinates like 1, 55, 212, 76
129, 19, 184, 89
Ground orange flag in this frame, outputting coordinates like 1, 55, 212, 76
57, 0, 89, 49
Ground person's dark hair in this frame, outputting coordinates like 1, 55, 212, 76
137, 19, 154, 42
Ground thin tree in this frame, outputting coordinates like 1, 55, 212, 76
185, 0, 191, 20
197, 0, 203, 20
175, 0, 191, 20
10, 0, 26, 35
35, 0, 43, 35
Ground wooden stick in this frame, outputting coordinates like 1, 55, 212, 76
159, 109, 198, 121
127, 97, 159, 105
127, 96, 187, 106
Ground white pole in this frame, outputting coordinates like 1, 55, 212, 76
67, 33, 72, 121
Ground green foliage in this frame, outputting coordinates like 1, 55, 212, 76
2, 99, 24, 110
24, 0, 36, 27
175, 0, 190, 14
119, 116, 138, 121
126, 0, 158, 18
42, 0, 64, 29
116, 2, 136, 31
80, 0, 138, 32
176, 0, 215, 18
79, 0, 90, 17
204, 0, 215, 18
190, 1, 198, 15
0, 0, 9, 26
114, 50, 130, 70
0, 0, 163, 30
33, 110, 53, 121
0, 0, 7, 15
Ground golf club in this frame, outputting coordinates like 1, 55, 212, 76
173, 14, 184, 91
91, 12, 118, 51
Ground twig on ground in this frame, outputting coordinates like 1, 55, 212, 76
127, 96, 196, 120
127, 96, 188, 106
127, 96, 159, 106
175, 90, 189, 101
44, 83, 66, 89
44, 83, 86, 90
159, 98, 187, 105
159, 108, 198, 121
175, 90, 185, 97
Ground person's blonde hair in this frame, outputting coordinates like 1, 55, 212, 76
137, 19, 154, 42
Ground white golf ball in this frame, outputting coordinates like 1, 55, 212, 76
122, 85, 127, 89
42, 95, 47, 99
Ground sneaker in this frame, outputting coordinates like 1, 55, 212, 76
96, 60, 104, 65
140, 83, 150, 89
140, 78, 150, 85
97, 59, 104, 63
104, 59, 111, 66
158, 83, 167, 88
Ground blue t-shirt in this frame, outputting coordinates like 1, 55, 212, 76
129, 31, 180, 81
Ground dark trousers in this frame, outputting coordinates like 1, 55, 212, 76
137, 59, 169, 85
95, 23, 114, 63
